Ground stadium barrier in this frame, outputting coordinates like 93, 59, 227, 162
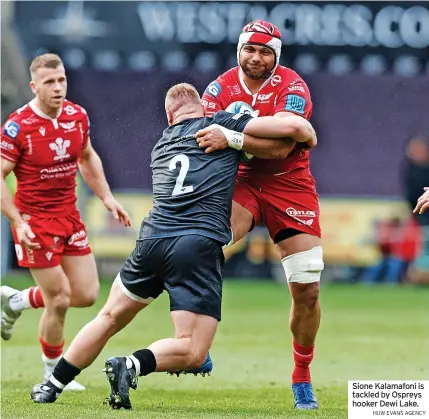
84, 193, 412, 268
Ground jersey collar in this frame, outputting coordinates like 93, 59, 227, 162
29, 99, 63, 120
238, 67, 276, 97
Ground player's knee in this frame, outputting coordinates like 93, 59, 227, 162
84, 286, 98, 306
290, 282, 320, 310
282, 246, 324, 283
97, 307, 119, 334
173, 334, 204, 369
306, 283, 320, 309
175, 329, 192, 340
47, 291, 71, 315
188, 347, 207, 370
73, 282, 99, 307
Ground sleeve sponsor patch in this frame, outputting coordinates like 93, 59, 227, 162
3, 121, 20, 139
1, 140, 15, 151
201, 99, 216, 110
285, 95, 306, 115
205, 81, 222, 98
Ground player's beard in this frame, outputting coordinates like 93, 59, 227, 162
241, 60, 275, 80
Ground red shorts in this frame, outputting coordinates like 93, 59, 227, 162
233, 177, 321, 242
11, 209, 92, 268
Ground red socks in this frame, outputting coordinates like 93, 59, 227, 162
39, 337, 64, 359
292, 341, 314, 384
29, 286, 44, 308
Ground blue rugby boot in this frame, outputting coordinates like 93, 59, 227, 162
292, 382, 319, 409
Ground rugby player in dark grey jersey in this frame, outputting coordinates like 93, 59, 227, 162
31, 83, 316, 408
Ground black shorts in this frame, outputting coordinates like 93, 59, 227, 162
119, 234, 224, 321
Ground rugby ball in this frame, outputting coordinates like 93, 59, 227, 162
226, 101, 255, 116
225, 101, 254, 161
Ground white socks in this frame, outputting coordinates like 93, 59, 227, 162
9, 289, 32, 312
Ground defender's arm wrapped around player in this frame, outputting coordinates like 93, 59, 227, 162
201, 77, 316, 157
196, 112, 316, 159
273, 77, 317, 149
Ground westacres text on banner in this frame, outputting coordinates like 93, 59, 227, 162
348, 381, 429, 418
13, 1, 429, 73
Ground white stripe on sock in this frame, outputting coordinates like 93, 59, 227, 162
129, 355, 141, 376
49, 375, 65, 390
293, 349, 313, 357
126, 357, 133, 369
21, 288, 32, 309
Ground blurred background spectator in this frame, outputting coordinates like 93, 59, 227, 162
1, 0, 429, 285
224, 228, 274, 281
361, 217, 421, 284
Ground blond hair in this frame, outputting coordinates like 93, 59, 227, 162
165, 83, 201, 112
30, 53, 64, 78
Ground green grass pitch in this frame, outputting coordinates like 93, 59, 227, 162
1, 275, 428, 418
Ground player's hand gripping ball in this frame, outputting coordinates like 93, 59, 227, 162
225, 101, 257, 161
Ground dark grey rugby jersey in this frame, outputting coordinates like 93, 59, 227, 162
141, 111, 253, 244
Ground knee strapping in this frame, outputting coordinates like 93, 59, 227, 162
281, 246, 324, 284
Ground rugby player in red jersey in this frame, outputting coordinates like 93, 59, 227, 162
1, 53, 131, 390
198, 21, 323, 409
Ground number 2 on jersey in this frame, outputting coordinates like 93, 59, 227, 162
169, 154, 194, 196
